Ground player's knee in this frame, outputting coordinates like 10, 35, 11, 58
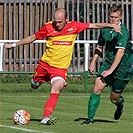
31, 79, 41, 89
110, 98, 118, 104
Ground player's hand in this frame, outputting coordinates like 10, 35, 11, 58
101, 70, 112, 78
88, 63, 95, 74
4, 44, 13, 49
112, 24, 122, 34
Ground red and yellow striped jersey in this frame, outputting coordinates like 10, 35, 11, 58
35, 20, 89, 69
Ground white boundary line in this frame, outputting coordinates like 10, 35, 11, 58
0, 124, 52, 133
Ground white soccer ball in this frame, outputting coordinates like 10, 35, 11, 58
13, 109, 30, 125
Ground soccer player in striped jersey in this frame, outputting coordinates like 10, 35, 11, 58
5, 8, 121, 125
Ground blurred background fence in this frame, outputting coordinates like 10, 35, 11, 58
0, 0, 132, 73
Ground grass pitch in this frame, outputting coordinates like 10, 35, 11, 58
0, 87, 133, 133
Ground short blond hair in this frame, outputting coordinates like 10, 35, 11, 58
110, 4, 122, 16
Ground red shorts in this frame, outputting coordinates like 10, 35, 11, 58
32, 60, 68, 83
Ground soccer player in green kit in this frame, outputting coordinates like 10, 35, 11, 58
82, 4, 133, 124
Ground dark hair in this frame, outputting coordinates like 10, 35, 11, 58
110, 4, 122, 16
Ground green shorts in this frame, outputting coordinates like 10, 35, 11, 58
97, 62, 133, 94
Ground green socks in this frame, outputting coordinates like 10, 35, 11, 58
88, 93, 124, 122
88, 92, 100, 122
115, 96, 124, 107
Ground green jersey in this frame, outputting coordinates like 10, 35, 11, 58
98, 23, 132, 69
97, 23, 133, 81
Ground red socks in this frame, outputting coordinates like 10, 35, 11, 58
43, 93, 59, 117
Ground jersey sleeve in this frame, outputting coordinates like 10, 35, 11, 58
35, 25, 48, 40
74, 21, 89, 34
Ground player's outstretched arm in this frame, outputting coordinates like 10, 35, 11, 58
5, 34, 37, 49
89, 23, 121, 34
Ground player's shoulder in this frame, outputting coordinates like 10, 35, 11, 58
45, 21, 52, 25
120, 23, 129, 35
120, 23, 126, 28
67, 20, 77, 24
120, 23, 128, 31
44, 21, 54, 29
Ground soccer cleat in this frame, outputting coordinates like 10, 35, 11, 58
114, 101, 124, 120
40, 117, 57, 125
47, 117, 57, 125
81, 119, 93, 125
